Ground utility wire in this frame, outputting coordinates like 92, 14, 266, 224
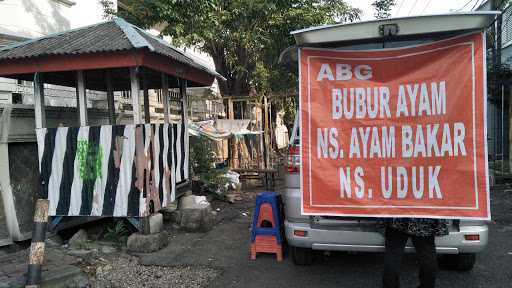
395, 0, 405, 16
471, 0, 483, 10
420, 0, 433, 14
456, 0, 476, 11
408, 0, 419, 16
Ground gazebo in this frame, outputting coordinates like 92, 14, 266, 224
0, 18, 223, 221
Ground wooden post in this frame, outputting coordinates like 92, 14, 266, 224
227, 98, 238, 168
25, 199, 49, 288
28, 75, 48, 287
269, 100, 273, 151
263, 96, 271, 188
106, 70, 115, 125
257, 103, 265, 170
143, 70, 150, 124
33, 73, 46, 129
180, 78, 189, 179
227, 99, 234, 122
76, 70, 88, 126
161, 73, 170, 124
264, 96, 270, 168
130, 67, 142, 124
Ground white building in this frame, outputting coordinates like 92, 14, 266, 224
0, 0, 111, 106
0, 0, 223, 120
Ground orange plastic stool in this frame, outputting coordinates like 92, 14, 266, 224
250, 192, 283, 262
250, 235, 283, 261
257, 203, 275, 227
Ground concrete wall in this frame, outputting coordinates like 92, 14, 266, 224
0, 104, 131, 243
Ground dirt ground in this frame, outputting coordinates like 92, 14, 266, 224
1, 178, 510, 287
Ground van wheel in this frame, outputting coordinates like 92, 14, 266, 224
442, 253, 476, 271
291, 246, 313, 265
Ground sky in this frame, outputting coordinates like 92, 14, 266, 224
345, 0, 488, 21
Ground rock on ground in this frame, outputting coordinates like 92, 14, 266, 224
178, 194, 215, 232
179, 207, 215, 232
126, 232, 168, 253
68, 229, 88, 247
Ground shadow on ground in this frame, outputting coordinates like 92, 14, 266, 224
137, 184, 512, 288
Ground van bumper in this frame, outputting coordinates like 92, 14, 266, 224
285, 220, 488, 254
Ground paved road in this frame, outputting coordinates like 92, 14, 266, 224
141, 187, 512, 288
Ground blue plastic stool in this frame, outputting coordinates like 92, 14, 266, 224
251, 192, 282, 244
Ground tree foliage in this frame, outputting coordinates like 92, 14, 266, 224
372, 0, 396, 19
102, 0, 360, 97
189, 136, 227, 193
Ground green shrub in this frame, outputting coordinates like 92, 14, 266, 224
190, 136, 228, 194
104, 220, 130, 247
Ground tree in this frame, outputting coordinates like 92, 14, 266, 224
102, 0, 360, 98
372, 0, 396, 19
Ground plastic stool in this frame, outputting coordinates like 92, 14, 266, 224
250, 192, 283, 261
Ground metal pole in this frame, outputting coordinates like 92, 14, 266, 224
25, 199, 49, 288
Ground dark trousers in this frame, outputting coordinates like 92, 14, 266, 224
383, 227, 438, 288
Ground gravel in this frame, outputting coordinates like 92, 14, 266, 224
91, 255, 219, 288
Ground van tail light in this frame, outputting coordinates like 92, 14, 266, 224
464, 234, 480, 241
287, 145, 300, 173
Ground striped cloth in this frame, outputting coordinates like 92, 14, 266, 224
36, 122, 188, 217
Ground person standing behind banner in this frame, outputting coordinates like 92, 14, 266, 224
383, 218, 449, 288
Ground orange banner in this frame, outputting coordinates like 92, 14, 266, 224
300, 32, 490, 219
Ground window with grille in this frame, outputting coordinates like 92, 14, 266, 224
502, 6, 512, 47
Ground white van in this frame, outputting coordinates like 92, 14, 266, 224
280, 12, 497, 270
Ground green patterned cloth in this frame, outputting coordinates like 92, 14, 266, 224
386, 218, 449, 237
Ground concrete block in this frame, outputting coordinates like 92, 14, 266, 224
127, 232, 168, 253
180, 206, 215, 232
179, 194, 210, 210
148, 213, 163, 234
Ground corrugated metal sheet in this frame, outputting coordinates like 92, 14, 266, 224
0, 34, 29, 49
0, 18, 223, 79
0, 21, 132, 59
0, 38, 14, 48
135, 28, 218, 77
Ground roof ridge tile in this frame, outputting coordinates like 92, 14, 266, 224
114, 18, 153, 51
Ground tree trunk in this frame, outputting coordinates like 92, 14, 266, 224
206, 44, 254, 169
